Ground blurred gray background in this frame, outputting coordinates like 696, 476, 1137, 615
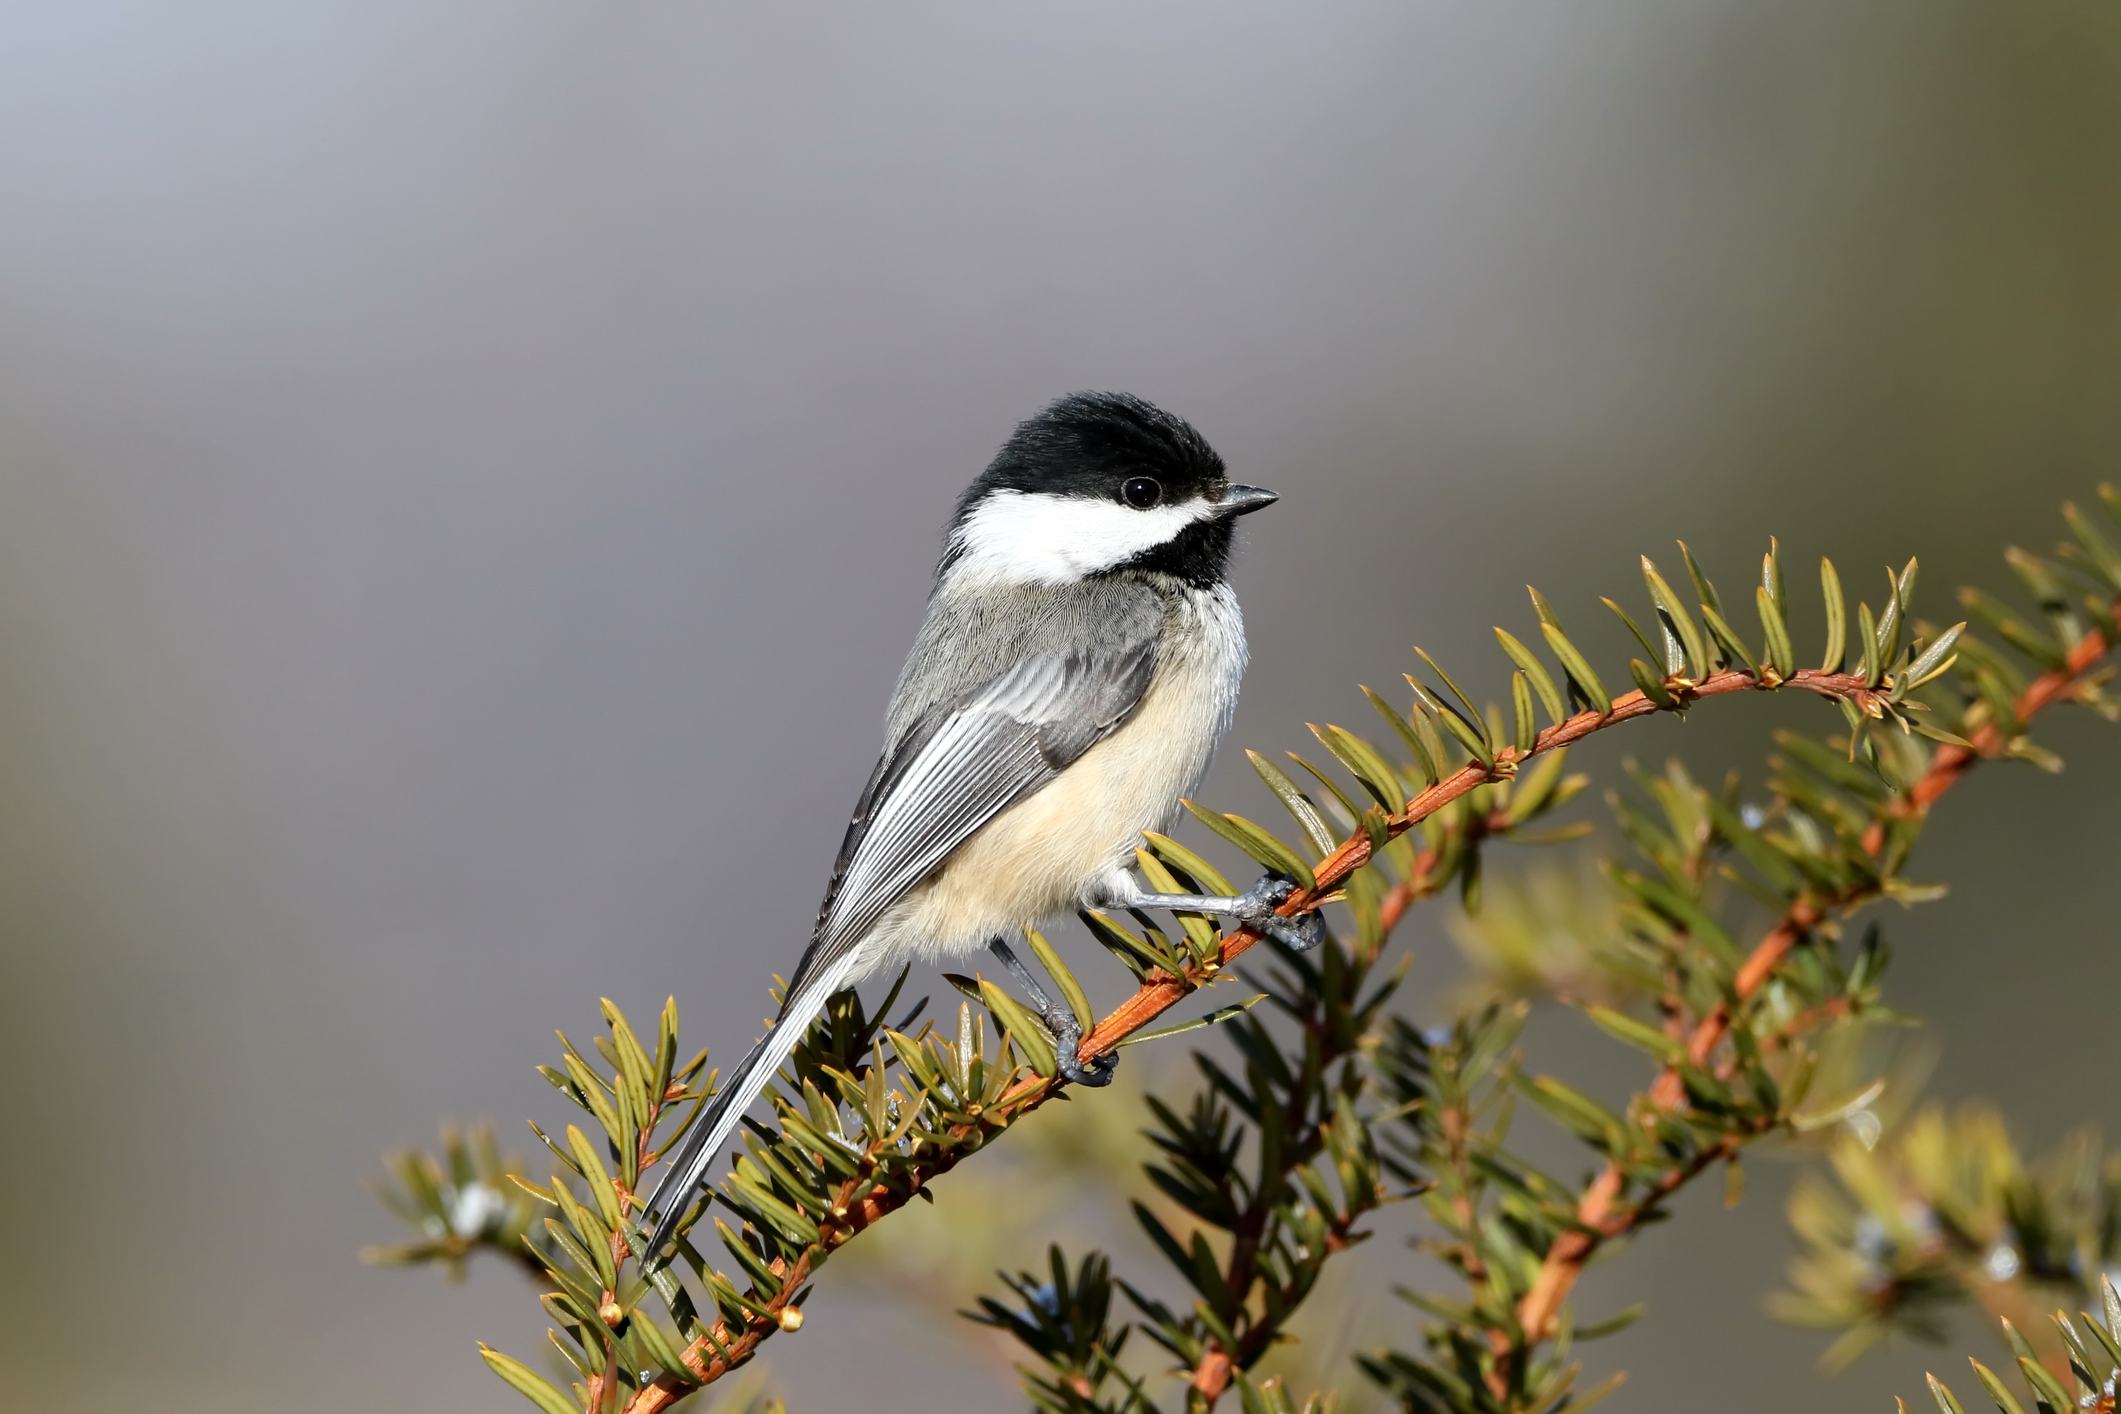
4, 2, 2120, 1410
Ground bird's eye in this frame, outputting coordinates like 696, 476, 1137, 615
1120, 476, 1162, 509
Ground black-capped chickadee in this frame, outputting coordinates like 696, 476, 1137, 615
643, 391, 1320, 1254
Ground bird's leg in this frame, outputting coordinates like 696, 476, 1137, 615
1120, 875, 1326, 953
987, 936, 1116, 1088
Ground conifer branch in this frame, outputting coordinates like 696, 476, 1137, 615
1513, 612, 2118, 1352
1068, 667, 1879, 1078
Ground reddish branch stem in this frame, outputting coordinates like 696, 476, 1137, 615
1074, 668, 1876, 1067
1190, 1350, 1235, 1405
1513, 626, 2113, 1350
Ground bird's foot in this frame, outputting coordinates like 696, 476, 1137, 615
988, 937, 1118, 1087
1045, 1007, 1118, 1088
1229, 876, 1326, 953
1121, 876, 1325, 952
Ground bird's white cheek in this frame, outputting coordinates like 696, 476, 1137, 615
945, 490, 1208, 586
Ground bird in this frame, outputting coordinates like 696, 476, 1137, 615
640, 390, 1320, 1257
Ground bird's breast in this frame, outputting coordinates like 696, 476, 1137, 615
876, 583, 1248, 961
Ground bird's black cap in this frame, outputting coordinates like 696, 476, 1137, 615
961, 391, 1228, 511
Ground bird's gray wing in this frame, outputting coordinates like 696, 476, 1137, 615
782, 635, 1159, 1008
640, 632, 1159, 1253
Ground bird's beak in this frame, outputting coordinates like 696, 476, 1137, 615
1212, 484, 1279, 517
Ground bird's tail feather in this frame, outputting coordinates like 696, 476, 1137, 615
638, 1032, 765, 1255
639, 958, 859, 1258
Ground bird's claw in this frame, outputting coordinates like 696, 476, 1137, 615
1232, 876, 1325, 952
1046, 1008, 1118, 1088
987, 935, 1117, 1087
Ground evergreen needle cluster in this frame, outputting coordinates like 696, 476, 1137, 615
1904, 1277, 2121, 1414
